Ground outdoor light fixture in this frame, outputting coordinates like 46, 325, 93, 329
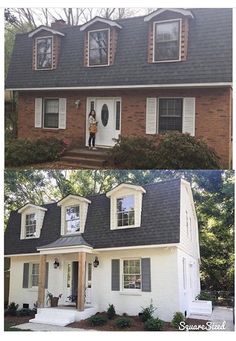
93, 256, 99, 268
53, 258, 60, 269
75, 99, 80, 108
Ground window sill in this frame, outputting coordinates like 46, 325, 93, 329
112, 225, 138, 230
119, 291, 142, 296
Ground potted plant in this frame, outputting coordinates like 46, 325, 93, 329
46, 291, 62, 307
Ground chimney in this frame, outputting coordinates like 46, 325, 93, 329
51, 19, 67, 30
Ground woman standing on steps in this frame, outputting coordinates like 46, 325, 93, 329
88, 110, 98, 150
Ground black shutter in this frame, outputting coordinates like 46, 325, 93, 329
45, 262, 49, 289
111, 259, 120, 291
23, 263, 29, 288
141, 258, 151, 292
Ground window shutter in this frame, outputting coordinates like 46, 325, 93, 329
182, 98, 196, 136
141, 258, 151, 292
146, 98, 157, 134
35, 98, 42, 128
111, 259, 120, 291
59, 98, 67, 129
22, 263, 29, 288
45, 262, 49, 289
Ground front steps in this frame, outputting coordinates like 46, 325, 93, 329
61, 148, 108, 169
30, 306, 98, 327
189, 300, 212, 316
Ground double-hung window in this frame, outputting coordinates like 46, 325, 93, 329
123, 259, 141, 290
89, 29, 109, 66
44, 99, 59, 128
66, 206, 80, 233
31, 263, 39, 287
159, 98, 183, 132
117, 195, 135, 227
36, 37, 53, 69
154, 20, 180, 62
25, 213, 36, 238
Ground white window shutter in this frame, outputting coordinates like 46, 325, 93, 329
146, 98, 157, 134
35, 98, 42, 128
183, 98, 196, 136
59, 98, 67, 129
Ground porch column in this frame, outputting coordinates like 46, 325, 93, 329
77, 252, 86, 311
38, 254, 46, 308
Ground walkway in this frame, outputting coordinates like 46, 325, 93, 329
10, 322, 95, 332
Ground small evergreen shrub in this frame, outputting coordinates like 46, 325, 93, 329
139, 303, 157, 322
115, 317, 132, 329
107, 304, 116, 319
171, 312, 185, 329
17, 308, 35, 317
5, 138, 67, 167
89, 314, 108, 326
144, 317, 164, 331
5, 302, 19, 316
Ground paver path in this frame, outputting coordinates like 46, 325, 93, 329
10, 322, 95, 331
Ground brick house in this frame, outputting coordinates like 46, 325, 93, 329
5, 8, 232, 167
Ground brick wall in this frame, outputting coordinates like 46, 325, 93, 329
17, 87, 232, 168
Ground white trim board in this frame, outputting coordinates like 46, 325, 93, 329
6, 82, 232, 91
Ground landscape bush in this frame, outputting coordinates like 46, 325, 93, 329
171, 312, 185, 329
107, 304, 116, 319
144, 317, 164, 331
139, 303, 157, 322
115, 317, 132, 328
5, 138, 67, 167
17, 308, 35, 317
89, 314, 108, 326
108, 133, 220, 169
5, 302, 19, 316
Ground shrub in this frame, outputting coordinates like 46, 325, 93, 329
107, 304, 116, 319
89, 314, 108, 326
139, 303, 157, 322
115, 317, 132, 329
17, 308, 35, 317
171, 312, 185, 329
144, 317, 164, 331
196, 291, 217, 305
108, 133, 220, 169
5, 138, 67, 167
5, 302, 19, 316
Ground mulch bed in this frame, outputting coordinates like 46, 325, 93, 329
67, 312, 208, 331
5, 315, 34, 326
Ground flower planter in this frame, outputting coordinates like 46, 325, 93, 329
50, 297, 59, 307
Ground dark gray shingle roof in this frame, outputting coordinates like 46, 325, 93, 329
4, 179, 181, 255
5, 9, 232, 89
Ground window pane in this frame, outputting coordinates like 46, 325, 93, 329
66, 206, 80, 233
66, 206, 80, 221
45, 99, 59, 113
159, 99, 183, 132
37, 38, 52, 69
44, 99, 59, 128
44, 113, 59, 128
89, 30, 108, 66
155, 21, 180, 61
32, 264, 39, 286
117, 196, 134, 213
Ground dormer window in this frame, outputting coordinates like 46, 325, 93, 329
117, 195, 135, 227
66, 206, 80, 233
154, 20, 181, 62
25, 213, 36, 238
36, 37, 53, 70
88, 29, 109, 66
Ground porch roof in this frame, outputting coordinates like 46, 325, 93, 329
38, 234, 92, 250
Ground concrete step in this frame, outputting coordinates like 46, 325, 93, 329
61, 147, 108, 168
61, 156, 105, 167
66, 148, 108, 158
189, 300, 212, 316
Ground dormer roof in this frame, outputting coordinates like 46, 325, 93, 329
80, 16, 122, 31
144, 8, 194, 22
57, 194, 91, 206
106, 183, 146, 197
28, 25, 65, 38
18, 203, 48, 213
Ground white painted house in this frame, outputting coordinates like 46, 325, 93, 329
4, 179, 211, 326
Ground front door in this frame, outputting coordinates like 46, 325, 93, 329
95, 99, 115, 146
64, 261, 78, 305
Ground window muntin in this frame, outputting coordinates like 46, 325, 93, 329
89, 29, 109, 66
66, 206, 80, 233
117, 195, 135, 227
44, 99, 59, 128
31, 263, 39, 287
25, 213, 36, 238
36, 37, 53, 69
154, 20, 180, 62
123, 259, 141, 289
159, 98, 183, 132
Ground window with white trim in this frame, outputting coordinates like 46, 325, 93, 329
117, 195, 135, 227
36, 37, 53, 69
65, 206, 80, 233
25, 213, 36, 238
159, 98, 183, 132
154, 20, 180, 62
88, 29, 109, 66
123, 259, 141, 290
31, 263, 39, 287
44, 99, 59, 128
